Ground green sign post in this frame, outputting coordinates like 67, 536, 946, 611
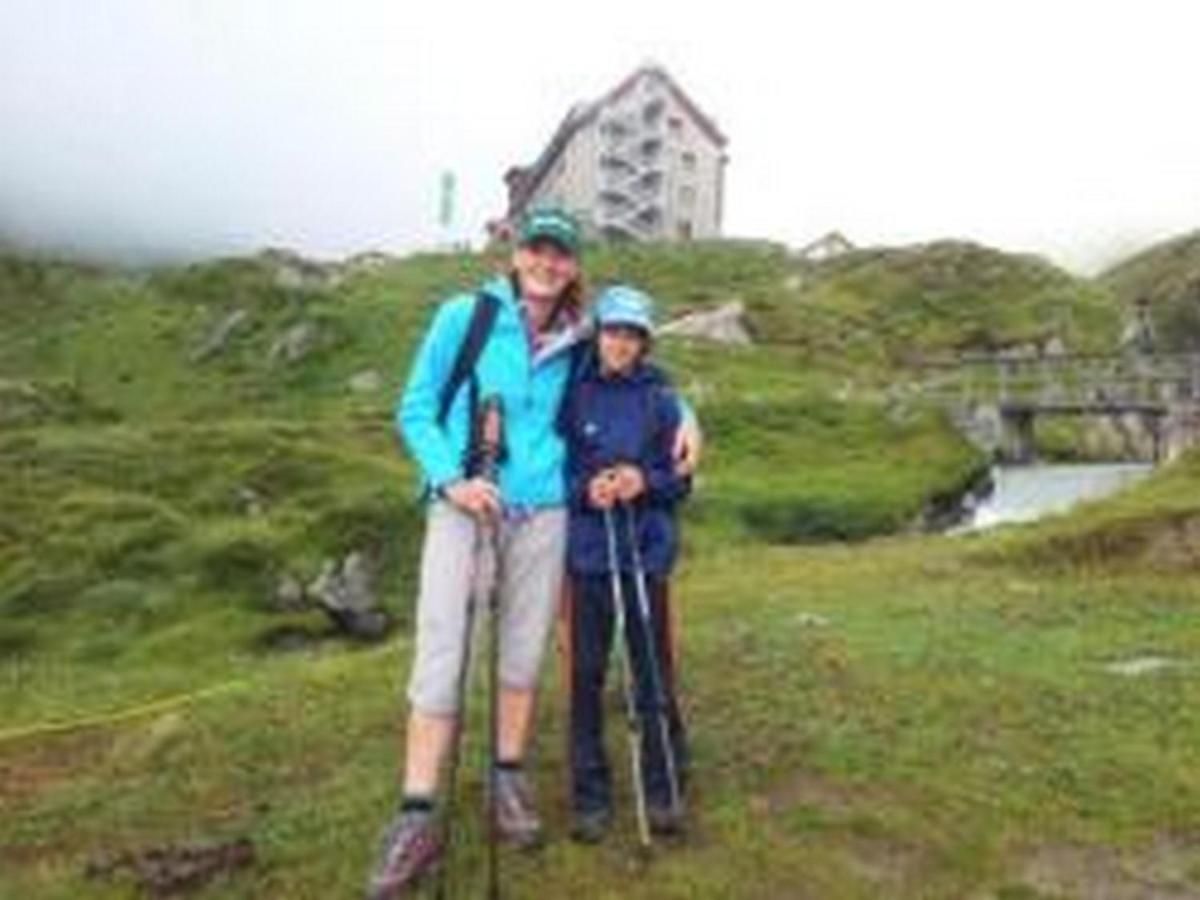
439, 171, 456, 229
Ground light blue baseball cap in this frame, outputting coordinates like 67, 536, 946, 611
594, 284, 656, 335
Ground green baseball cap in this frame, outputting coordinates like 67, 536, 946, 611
518, 206, 581, 256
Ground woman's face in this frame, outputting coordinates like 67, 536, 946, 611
598, 324, 647, 375
512, 239, 579, 303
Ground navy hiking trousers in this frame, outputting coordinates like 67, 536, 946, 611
567, 573, 688, 815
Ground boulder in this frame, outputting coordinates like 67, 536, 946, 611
348, 369, 384, 393
190, 309, 248, 363
344, 251, 400, 274
659, 301, 753, 345
307, 552, 389, 640
269, 321, 320, 365
271, 573, 306, 612
236, 486, 265, 517
258, 248, 341, 291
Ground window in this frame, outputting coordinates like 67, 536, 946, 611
681, 150, 697, 171
678, 184, 696, 208
677, 219, 694, 240
601, 118, 628, 142
668, 116, 683, 136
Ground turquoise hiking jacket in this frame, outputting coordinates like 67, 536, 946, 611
395, 274, 583, 507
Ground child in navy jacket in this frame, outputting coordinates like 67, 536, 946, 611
560, 285, 690, 842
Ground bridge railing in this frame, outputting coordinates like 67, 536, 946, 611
915, 351, 1200, 409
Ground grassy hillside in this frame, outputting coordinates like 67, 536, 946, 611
1100, 229, 1200, 352
6, 240, 1195, 898
759, 240, 1120, 366
2, 448, 1196, 898
0, 242, 988, 727
1, 239, 1122, 422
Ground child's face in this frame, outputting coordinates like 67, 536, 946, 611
598, 324, 647, 374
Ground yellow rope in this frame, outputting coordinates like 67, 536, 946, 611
0, 641, 400, 746
0, 679, 249, 745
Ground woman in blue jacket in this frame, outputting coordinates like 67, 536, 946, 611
560, 285, 690, 843
368, 209, 699, 898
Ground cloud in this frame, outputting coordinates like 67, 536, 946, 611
1, 0, 1198, 271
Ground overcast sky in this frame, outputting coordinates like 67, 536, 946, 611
2, 0, 1198, 272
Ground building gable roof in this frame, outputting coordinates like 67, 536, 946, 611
507, 63, 727, 217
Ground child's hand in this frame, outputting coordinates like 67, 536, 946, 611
612, 464, 646, 501
587, 470, 618, 509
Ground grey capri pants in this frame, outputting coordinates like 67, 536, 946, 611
406, 500, 567, 715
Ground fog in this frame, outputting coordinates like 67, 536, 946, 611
2, 0, 1199, 271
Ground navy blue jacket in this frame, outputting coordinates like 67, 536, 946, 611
562, 349, 690, 576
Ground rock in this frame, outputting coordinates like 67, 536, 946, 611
190, 309, 248, 363
659, 301, 753, 345
308, 552, 389, 640
272, 573, 306, 612
258, 247, 341, 292
269, 321, 319, 365
948, 403, 1004, 456
1102, 656, 1183, 677
344, 250, 399, 273
997, 343, 1039, 361
1119, 299, 1156, 354
794, 230, 855, 263
85, 838, 255, 896
237, 486, 265, 517
794, 613, 831, 628
348, 369, 383, 393
1043, 335, 1067, 357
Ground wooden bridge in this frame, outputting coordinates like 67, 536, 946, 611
916, 351, 1200, 463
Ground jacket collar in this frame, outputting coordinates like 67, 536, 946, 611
482, 274, 589, 365
580, 346, 663, 387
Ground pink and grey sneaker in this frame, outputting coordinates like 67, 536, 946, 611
493, 768, 544, 850
365, 809, 443, 899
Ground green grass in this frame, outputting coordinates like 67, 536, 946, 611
2, 495, 1197, 898
1100, 229, 1200, 352
2, 242, 1196, 897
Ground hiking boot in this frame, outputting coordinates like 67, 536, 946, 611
570, 807, 612, 844
365, 810, 442, 899
493, 768, 543, 850
647, 802, 685, 837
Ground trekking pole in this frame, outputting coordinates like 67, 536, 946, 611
436, 396, 504, 900
480, 400, 504, 900
602, 506, 652, 849
622, 502, 683, 822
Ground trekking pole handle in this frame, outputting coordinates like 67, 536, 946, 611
476, 394, 504, 484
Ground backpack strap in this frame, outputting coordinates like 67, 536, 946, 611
437, 292, 500, 428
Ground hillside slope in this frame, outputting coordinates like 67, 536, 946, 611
1100, 229, 1200, 351
1, 242, 1196, 899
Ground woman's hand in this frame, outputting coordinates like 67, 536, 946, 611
672, 418, 703, 476
442, 477, 501, 518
